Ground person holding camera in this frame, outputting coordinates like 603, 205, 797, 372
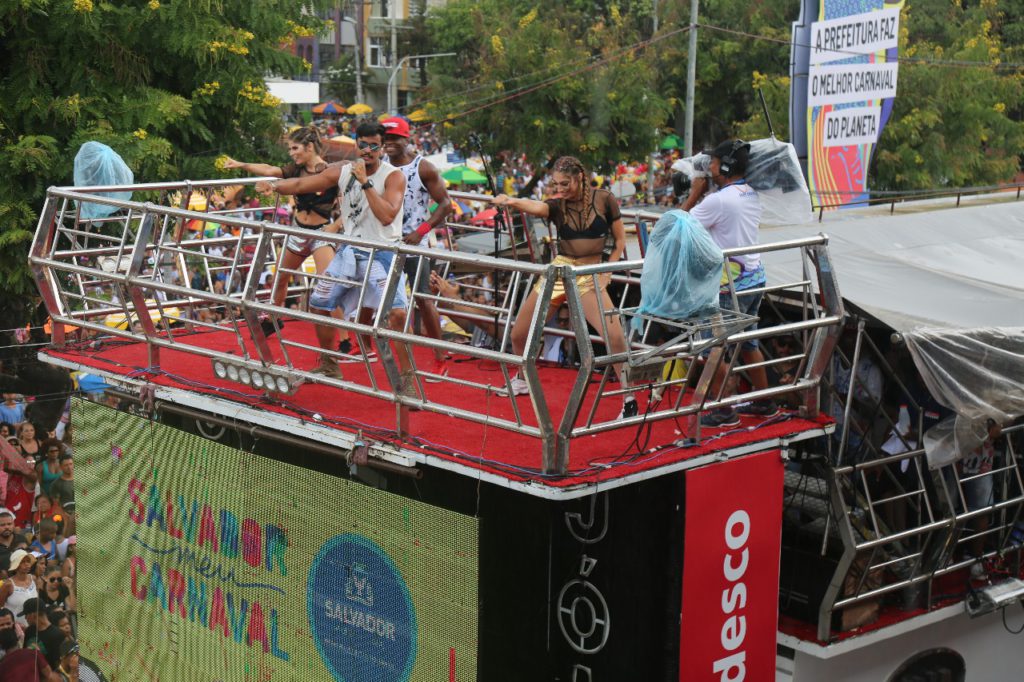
683, 140, 777, 427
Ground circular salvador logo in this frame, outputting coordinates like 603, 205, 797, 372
307, 534, 417, 682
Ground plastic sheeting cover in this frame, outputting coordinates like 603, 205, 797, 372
906, 327, 1024, 468
73, 141, 133, 219
670, 138, 812, 226
633, 210, 722, 329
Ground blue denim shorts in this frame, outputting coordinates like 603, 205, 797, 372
719, 288, 763, 351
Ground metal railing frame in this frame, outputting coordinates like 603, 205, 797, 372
31, 180, 843, 476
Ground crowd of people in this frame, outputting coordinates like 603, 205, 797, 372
0, 393, 80, 680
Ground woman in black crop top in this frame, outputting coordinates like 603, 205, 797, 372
224, 126, 341, 326
492, 156, 638, 417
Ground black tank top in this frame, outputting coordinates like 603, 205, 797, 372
280, 162, 339, 221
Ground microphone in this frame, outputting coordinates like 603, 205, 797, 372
344, 167, 359, 195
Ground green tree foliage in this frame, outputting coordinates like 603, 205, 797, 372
424, 0, 672, 173
323, 53, 360, 103
0, 0, 326, 305
656, 0, 798, 149
871, 0, 1024, 189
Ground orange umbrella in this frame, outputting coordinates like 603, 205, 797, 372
312, 100, 346, 115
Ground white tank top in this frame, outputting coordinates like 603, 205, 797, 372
398, 155, 430, 235
337, 161, 404, 243
7, 577, 37, 626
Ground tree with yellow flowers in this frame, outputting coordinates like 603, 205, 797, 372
0, 0, 328, 303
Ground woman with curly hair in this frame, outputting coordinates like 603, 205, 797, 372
492, 156, 637, 418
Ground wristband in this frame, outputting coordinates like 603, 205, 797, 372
415, 221, 433, 237
361, 181, 373, 191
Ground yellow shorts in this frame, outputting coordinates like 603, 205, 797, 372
532, 254, 604, 300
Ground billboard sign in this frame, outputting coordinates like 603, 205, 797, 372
791, 1, 904, 208
73, 399, 478, 681
678, 450, 784, 682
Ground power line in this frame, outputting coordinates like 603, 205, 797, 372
430, 25, 692, 123
698, 22, 1024, 71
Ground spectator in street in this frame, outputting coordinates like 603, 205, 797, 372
0, 623, 57, 681
0, 397, 24, 428
56, 638, 78, 682
0, 608, 23, 661
48, 455, 73, 511
0, 550, 38, 626
21, 598, 63, 670
39, 568, 74, 615
49, 610, 70, 642
60, 537, 74, 582
36, 440, 63, 497
30, 521, 64, 563
0, 513, 15, 579
15, 423, 40, 461
5, 463, 36, 531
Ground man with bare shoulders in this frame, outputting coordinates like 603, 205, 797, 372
382, 117, 452, 381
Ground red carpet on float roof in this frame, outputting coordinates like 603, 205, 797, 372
44, 323, 830, 488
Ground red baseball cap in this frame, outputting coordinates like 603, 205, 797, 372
382, 117, 410, 138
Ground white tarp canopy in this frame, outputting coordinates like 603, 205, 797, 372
760, 196, 1024, 331
760, 195, 1024, 466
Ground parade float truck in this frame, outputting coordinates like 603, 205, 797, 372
30, 181, 1024, 681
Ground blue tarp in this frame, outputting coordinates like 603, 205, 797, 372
73, 141, 133, 219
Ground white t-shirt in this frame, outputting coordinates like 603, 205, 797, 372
689, 181, 762, 270
337, 161, 404, 243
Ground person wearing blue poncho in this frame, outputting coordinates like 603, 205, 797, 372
72, 142, 134, 220
684, 140, 779, 427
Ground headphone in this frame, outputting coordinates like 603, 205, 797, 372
719, 139, 750, 176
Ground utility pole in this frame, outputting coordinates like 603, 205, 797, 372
390, 0, 398, 111
388, 53, 455, 115
684, 0, 698, 156
339, 4, 364, 104
646, 0, 659, 203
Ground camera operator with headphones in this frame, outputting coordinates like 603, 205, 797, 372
682, 139, 779, 427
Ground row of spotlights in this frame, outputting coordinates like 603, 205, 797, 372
211, 359, 301, 395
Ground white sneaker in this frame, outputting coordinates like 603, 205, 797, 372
509, 376, 529, 396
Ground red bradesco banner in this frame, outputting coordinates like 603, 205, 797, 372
679, 450, 784, 681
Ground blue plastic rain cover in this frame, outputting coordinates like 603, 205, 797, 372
73, 141, 134, 219
634, 210, 723, 328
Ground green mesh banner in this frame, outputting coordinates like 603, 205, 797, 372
73, 399, 478, 681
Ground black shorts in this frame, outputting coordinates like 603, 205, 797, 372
403, 255, 434, 294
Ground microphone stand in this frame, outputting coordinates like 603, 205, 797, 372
468, 133, 505, 351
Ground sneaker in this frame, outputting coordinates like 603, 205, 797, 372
339, 349, 378, 364
738, 399, 780, 418
700, 407, 740, 428
309, 355, 343, 380
970, 561, 988, 581
618, 398, 639, 419
260, 317, 284, 337
423, 357, 450, 384
509, 376, 530, 396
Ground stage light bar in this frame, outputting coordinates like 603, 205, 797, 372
210, 358, 303, 395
